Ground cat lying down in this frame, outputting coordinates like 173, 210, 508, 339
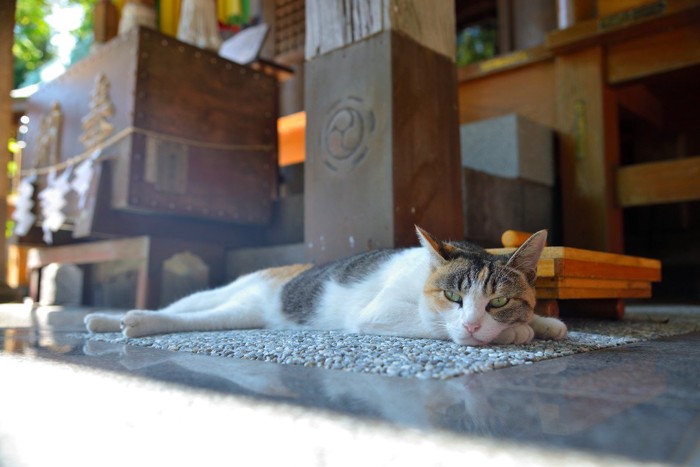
85, 227, 567, 346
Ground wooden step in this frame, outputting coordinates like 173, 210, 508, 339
487, 245, 661, 301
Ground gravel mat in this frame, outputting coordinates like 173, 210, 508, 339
82, 312, 700, 380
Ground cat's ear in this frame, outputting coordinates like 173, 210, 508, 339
506, 230, 547, 284
416, 225, 452, 266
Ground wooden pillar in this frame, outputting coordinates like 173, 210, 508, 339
94, 0, 119, 44
0, 0, 16, 284
556, 45, 623, 252
304, 0, 464, 263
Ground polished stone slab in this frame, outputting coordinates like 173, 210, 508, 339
2, 349, 649, 467
1, 321, 699, 465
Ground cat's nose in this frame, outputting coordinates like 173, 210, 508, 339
464, 322, 481, 333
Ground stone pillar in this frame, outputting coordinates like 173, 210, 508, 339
304, 0, 464, 263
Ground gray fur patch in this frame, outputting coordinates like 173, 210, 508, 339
281, 249, 401, 324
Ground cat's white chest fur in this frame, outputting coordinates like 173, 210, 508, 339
308, 249, 438, 338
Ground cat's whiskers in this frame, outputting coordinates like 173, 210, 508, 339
428, 316, 453, 337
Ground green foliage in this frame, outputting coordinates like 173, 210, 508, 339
6, 220, 15, 240
13, 0, 54, 88
13, 0, 94, 89
456, 25, 498, 68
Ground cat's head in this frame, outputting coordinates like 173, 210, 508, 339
416, 226, 546, 346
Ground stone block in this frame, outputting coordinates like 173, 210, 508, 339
227, 243, 306, 281
90, 259, 141, 309
39, 263, 83, 306
304, 31, 463, 263
463, 168, 555, 247
266, 194, 304, 246
460, 114, 554, 186
161, 252, 210, 307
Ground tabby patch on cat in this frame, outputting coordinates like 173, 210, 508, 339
85, 227, 568, 345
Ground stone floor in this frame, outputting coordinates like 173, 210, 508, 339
1, 304, 699, 466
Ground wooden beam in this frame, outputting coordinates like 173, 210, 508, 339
27, 237, 151, 308
496, 0, 513, 53
614, 84, 664, 128
26, 237, 151, 269
537, 285, 651, 299
458, 58, 556, 128
556, 46, 624, 252
556, 259, 661, 281
598, 0, 660, 17
547, 0, 700, 53
305, 0, 455, 61
93, 0, 119, 44
607, 19, 700, 84
488, 245, 661, 269
536, 277, 651, 289
0, 0, 16, 285
457, 44, 553, 82
486, 246, 662, 282
557, 0, 597, 28
616, 156, 700, 207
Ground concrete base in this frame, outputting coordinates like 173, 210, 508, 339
463, 167, 556, 247
460, 114, 554, 186
226, 243, 306, 281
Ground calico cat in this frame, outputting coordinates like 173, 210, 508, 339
84, 227, 567, 345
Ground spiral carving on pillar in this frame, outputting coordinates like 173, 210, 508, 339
322, 96, 374, 173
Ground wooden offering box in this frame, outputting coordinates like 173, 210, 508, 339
23, 27, 278, 233
488, 246, 662, 300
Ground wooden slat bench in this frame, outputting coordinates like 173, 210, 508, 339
489, 232, 662, 319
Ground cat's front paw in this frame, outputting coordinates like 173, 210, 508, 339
492, 324, 534, 345
530, 316, 568, 341
121, 310, 159, 338
84, 312, 123, 333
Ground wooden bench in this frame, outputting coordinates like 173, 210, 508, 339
489, 231, 662, 319
26, 237, 150, 309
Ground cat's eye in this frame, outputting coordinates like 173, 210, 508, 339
443, 290, 462, 304
489, 296, 509, 308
